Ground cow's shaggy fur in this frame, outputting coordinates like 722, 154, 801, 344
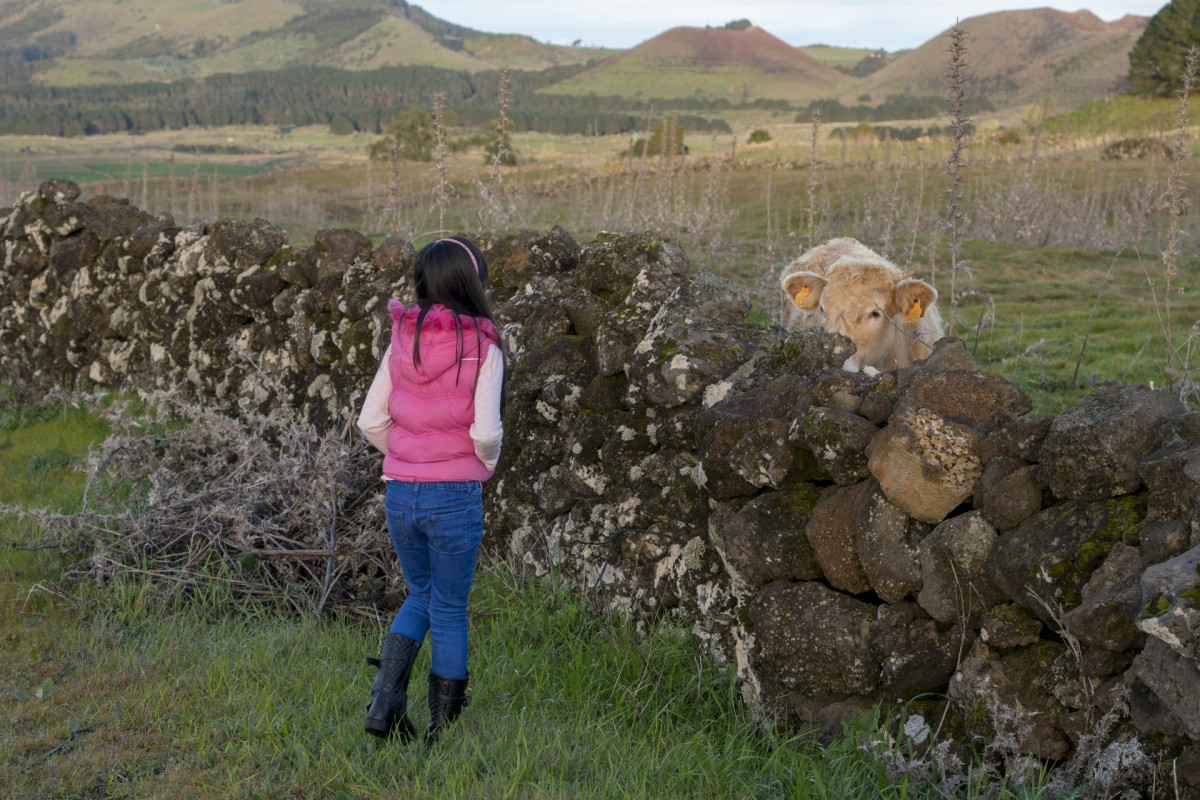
780, 238, 943, 373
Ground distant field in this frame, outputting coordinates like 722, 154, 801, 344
798, 45, 884, 68
1, 95, 1197, 414
1044, 93, 1183, 139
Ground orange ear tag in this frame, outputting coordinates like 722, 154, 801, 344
905, 298, 924, 323
793, 286, 812, 309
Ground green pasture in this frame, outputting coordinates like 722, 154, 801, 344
1045, 94, 1185, 140
798, 46, 882, 69
3, 96, 1198, 795
541, 63, 846, 105
0, 398, 1062, 800
4, 159, 265, 186
0, 105, 1197, 419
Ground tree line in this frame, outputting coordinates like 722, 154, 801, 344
0, 63, 733, 137
795, 94, 996, 124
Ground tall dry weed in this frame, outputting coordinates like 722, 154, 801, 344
387, 126, 405, 238
478, 66, 514, 232
807, 110, 822, 245
432, 92, 450, 234
942, 21, 972, 334
1162, 47, 1198, 391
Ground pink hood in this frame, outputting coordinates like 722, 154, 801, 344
388, 300, 499, 385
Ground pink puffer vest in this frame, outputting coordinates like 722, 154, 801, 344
384, 300, 500, 482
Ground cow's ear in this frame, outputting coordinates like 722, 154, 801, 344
895, 278, 937, 322
782, 271, 827, 311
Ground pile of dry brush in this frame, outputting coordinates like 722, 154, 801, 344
13, 373, 400, 618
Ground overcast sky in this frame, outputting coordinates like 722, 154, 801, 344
421, 1, 1168, 51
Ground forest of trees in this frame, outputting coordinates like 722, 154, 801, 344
795, 94, 996, 124
0, 63, 733, 137
1128, 0, 1200, 97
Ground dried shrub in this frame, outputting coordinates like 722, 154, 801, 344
5, 371, 397, 618
1101, 138, 1174, 161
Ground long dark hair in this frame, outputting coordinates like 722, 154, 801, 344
411, 235, 505, 408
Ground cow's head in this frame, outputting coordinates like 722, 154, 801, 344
783, 261, 938, 372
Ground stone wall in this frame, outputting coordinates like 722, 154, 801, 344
3, 181, 1200, 776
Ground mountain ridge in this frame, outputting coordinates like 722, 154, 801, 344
0, 0, 612, 85
0, 0, 1157, 113
850, 8, 1149, 111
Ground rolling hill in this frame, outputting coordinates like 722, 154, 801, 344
0, 0, 1160, 128
0, 0, 614, 86
539, 25, 851, 104
850, 9, 1148, 112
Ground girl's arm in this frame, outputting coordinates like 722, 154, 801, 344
470, 342, 504, 470
357, 344, 393, 454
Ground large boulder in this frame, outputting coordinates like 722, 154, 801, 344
949, 639, 1074, 760
1139, 412, 1200, 524
917, 511, 1005, 624
872, 602, 970, 695
1136, 545, 1200, 664
493, 226, 581, 291
990, 497, 1147, 622
868, 406, 983, 524
710, 483, 824, 594
749, 581, 879, 723
806, 481, 874, 595
1037, 386, 1184, 501
1060, 544, 1146, 653
790, 406, 877, 484
895, 359, 1032, 433
978, 457, 1042, 531
627, 317, 780, 409
1128, 638, 1200, 741
857, 480, 929, 603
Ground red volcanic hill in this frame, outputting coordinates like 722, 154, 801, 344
541, 25, 849, 103
612, 25, 829, 71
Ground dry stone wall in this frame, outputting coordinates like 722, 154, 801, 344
4, 181, 1200, 778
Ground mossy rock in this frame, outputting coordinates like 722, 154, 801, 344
575, 231, 688, 305
337, 318, 376, 373
231, 263, 287, 311
792, 406, 876, 485
713, 481, 824, 590
206, 217, 288, 270
745, 327, 854, 387
990, 495, 1148, 619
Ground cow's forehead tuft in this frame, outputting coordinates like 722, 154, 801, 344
825, 257, 903, 288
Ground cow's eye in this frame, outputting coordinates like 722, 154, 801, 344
869, 309, 882, 319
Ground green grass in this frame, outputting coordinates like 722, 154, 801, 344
1044, 94, 1182, 140
0, 398, 1074, 799
542, 62, 839, 104
0, 400, 835, 798
798, 46, 880, 70
21, 160, 265, 185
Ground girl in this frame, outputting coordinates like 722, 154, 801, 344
356, 235, 504, 745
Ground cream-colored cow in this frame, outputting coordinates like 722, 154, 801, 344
780, 238, 943, 374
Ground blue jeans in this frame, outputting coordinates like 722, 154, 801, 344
384, 480, 484, 680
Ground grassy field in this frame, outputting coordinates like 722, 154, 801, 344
3, 89, 1199, 796
1, 398, 1068, 800
1, 96, 1198, 421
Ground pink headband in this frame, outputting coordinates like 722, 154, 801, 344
436, 238, 479, 275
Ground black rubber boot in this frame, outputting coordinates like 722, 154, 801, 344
364, 633, 422, 740
424, 671, 471, 745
